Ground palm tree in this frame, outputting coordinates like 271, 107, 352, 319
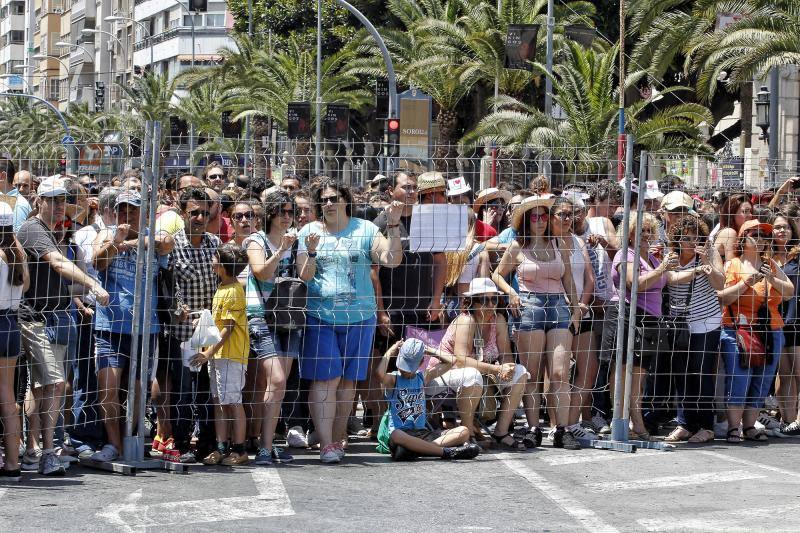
464, 42, 713, 177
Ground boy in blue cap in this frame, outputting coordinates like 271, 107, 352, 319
376, 338, 480, 460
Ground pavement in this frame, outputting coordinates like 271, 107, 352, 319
2, 435, 800, 532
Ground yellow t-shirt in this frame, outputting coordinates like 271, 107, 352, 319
155, 209, 185, 237
212, 282, 249, 365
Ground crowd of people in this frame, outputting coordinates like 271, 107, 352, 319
1, 155, 799, 482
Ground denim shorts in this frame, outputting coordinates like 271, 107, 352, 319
301, 314, 376, 381
0, 312, 20, 359
248, 317, 301, 360
94, 330, 158, 373
517, 292, 571, 333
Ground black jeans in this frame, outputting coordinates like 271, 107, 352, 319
671, 328, 721, 433
69, 313, 104, 450
160, 334, 215, 454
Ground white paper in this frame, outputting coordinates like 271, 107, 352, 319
408, 204, 468, 252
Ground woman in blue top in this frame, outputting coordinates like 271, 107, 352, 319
296, 178, 404, 464
90, 190, 174, 462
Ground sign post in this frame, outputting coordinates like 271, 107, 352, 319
398, 89, 432, 166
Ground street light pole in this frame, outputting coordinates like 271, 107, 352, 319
244, 0, 253, 177
82, 28, 127, 90
543, 0, 554, 180
55, 41, 94, 63
170, 0, 196, 172
105, 16, 154, 72
315, 0, 322, 176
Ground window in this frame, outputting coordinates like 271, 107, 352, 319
12, 1, 25, 15
183, 14, 202, 27
10, 31, 24, 44
59, 77, 69, 101
205, 14, 224, 27
50, 77, 60, 100
0, 7, 7, 19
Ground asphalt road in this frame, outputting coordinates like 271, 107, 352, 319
2, 436, 800, 532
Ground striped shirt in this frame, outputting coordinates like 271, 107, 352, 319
666, 258, 722, 334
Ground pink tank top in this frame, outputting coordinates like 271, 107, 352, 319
517, 240, 565, 294
432, 313, 500, 366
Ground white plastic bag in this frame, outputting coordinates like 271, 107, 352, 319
189, 309, 222, 349
180, 340, 201, 372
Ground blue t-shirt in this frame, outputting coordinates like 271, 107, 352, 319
94, 226, 162, 334
298, 218, 378, 324
5, 189, 31, 232
244, 231, 293, 318
386, 371, 427, 433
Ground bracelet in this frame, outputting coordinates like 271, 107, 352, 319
307, 252, 317, 258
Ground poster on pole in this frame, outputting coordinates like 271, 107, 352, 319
323, 103, 349, 141
504, 24, 540, 71
398, 89, 432, 162
408, 204, 468, 252
287, 102, 311, 139
720, 157, 744, 188
375, 79, 389, 119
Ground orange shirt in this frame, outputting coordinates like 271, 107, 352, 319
722, 258, 784, 330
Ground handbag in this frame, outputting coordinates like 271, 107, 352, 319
259, 239, 307, 331
727, 282, 769, 368
665, 263, 697, 352
634, 313, 671, 361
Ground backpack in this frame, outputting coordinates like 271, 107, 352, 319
259, 237, 307, 331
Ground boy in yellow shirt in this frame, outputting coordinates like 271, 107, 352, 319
191, 243, 251, 466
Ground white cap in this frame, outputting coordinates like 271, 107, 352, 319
447, 177, 472, 197
0, 202, 12, 226
38, 175, 68, 198
462, 277, 503, 297
644, 180, 664, 200
561, 190, 586, 208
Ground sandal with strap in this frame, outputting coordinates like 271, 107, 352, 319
491, 433, 526, 451
743, 426, 769, 442
664, 427, 692, 443
687, 429, 715, 443
726, 428, 743, 443
518, 427, 542, 449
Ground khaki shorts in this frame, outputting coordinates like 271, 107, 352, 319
20, 320, 67, 388
208, 358, 246, 405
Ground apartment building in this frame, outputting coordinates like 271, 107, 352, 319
0, 0, 27, 91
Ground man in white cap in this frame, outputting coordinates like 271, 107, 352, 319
17, 175, 109, 476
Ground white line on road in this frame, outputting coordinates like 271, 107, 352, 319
583, 469, 764, 492
500, 455, 620, 533
700, 450, 800, 478
637, 502, 800, 532
96, 469, 294, 531
0, 487, 7, 500
539, 450, 647, 466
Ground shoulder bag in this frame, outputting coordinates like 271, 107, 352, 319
260, 239, 307, 331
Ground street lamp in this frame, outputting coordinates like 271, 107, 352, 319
105, 15, 154, 73
82, 28, 127, 90
33, 54, 70, 75
55, 41, 94, 63
755, 85, 770, 141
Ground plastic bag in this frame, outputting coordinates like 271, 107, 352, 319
189, 309, 222, 349
180, 340, 201, 372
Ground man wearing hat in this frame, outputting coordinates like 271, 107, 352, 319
417, 171, 447, 205
661, 190, 697, 230
17, 176, 110, 476
89, 191, 174, 462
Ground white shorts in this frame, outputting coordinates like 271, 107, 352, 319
425, 364, 528, 397
208, 358, 246, 405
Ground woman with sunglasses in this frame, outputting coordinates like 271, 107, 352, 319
767, 207, 800, 435
243, 190, 306, 464
718, 219, 794, 442
493, 194, 582, 450
662, 216, 724, 443
426, 278, 528, 450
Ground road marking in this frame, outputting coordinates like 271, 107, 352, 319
539, 451, 646, 466
500, 455, 620, 533
0, 487, 7, 500
97, 470, 294, 531
637, 502, 800, 532
583, 469, 764, 492
700, 450, 800, 478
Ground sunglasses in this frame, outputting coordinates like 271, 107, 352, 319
231, 211, 255, 221
529, 212, 548, 222
553, 211, 574, 220
475, 296, 498, 306
207, 173, 225, 180
486, 199, 506, 208
678, 234, 698, 243
279, 208, 294, 217
320, 195, 341, 204
187, 209, 210, 218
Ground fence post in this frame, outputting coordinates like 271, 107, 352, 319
122, 120, 153, 461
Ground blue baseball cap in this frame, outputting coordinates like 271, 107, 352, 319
396, 338, 425, 373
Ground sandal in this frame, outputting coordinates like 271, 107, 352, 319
687, 429, 715, 443
726, 428, 743, 443
664, 426, 692, 443
491, 433, 526, 451
518, 427, 542, 449
743, 426, 769, 442
629, 430, 652, 441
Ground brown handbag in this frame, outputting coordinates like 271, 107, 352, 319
728, 282, 769, 368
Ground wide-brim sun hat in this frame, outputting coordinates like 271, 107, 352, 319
462, 277, 503, 297
473, 187, 513, 213
738, 219, 773, 238
511, 194, 556, 228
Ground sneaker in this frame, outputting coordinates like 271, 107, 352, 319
307, 430, 320, 448
347, 416, 362, 435
0, 467, 21, 482
590, 416, 608, 433
202, 450, 224, 465
757, 412, 781, 430
161, 449, 181, 463
551, 426, 581, 450
271, 447, 294, 464
561, 430, 582, 450
334, 442, 346, 460
320, 443, 341, 464
75, 445, 95, 460
221, 452, 250, 466
90, 444, 119, 463
21, 449, 41, 471
286, 426, 308, 448
780, 421, 800, 436
442, 442, 480, 460
254, 448, 273, 466
39, 451, 65, 476
177, 451, 197, 464
570, 423, 598, 440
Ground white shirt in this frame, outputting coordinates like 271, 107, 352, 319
0, 257, 24, 310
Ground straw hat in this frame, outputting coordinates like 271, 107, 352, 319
417, 171, 447, 194
511, 194, 556, 228
473, 187, 513, 213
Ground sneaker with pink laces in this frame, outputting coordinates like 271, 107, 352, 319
334, 442, 346, 460
320, 443, 341, 464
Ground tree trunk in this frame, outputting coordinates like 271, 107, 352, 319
252, 115, 270, 179
434, 107, 458, 172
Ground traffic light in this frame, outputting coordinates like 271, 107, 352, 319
386, 118, 400, 157
189, 0, 207, 12
94, 81, 105, 112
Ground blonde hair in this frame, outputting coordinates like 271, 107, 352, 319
617, 211, 660, 245
445, 213, 477, 287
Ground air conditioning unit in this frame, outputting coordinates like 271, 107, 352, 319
53, 8, 63, 13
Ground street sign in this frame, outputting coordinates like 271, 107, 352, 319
504, 24, 540, 71
565, 25, 595, 48
62, 135, 75, 145
398, 89, 432, 162
323, 103, 349, 141
287, 102, 311, 139
376, 79, 389, 119
720, 157, 744, 188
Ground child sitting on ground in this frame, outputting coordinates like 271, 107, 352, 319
191, 243, 251, 466
376, 338, 480, 461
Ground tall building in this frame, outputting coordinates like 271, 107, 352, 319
0, 0, 27, 91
